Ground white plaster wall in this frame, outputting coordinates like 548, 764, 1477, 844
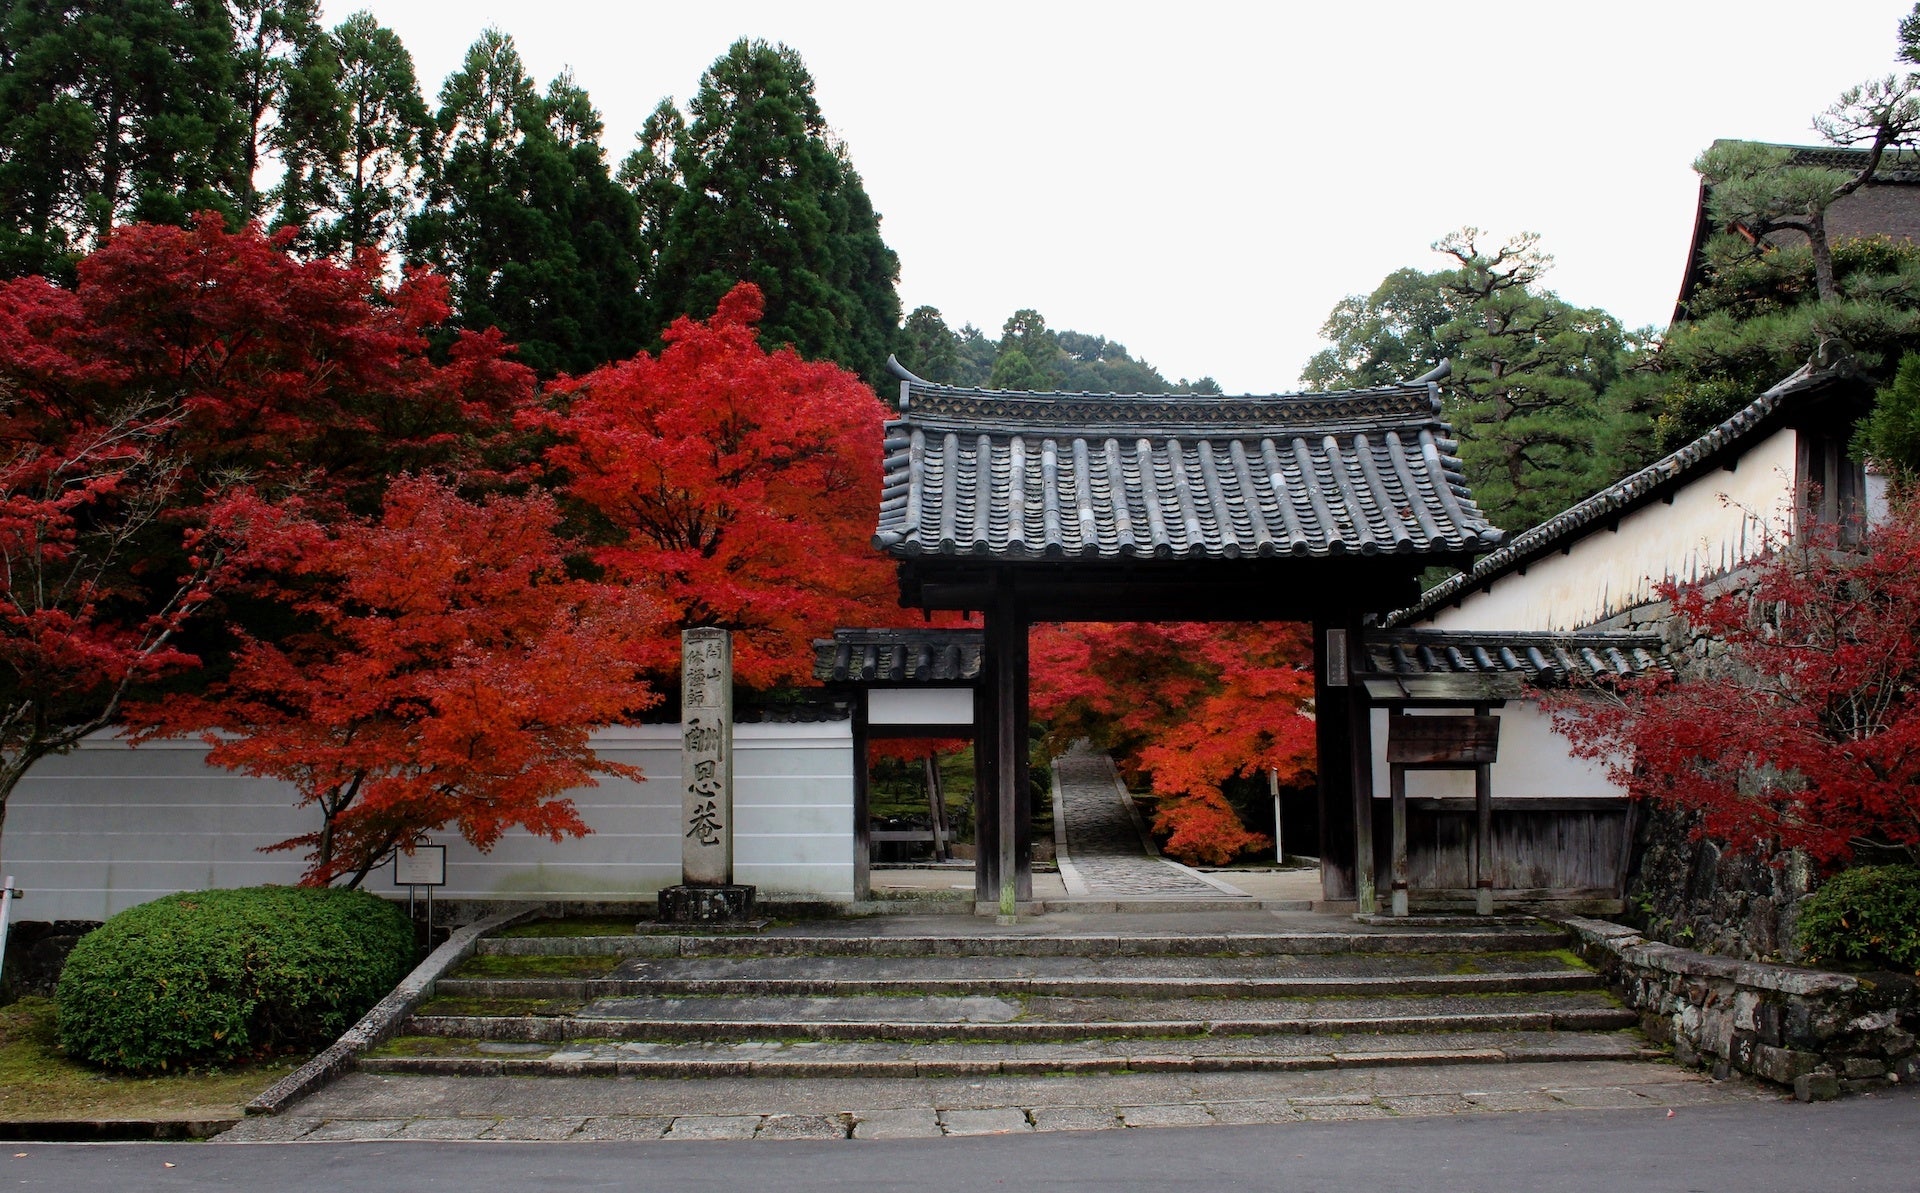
1429, 427, 1799, 632
867, 687, 973, 725
1369, 703, 1622, 801
0, 721, 854, 921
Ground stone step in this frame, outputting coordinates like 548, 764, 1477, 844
404, 995, 1637, 1044
476, 926, 1572, 960
455, 948, 1590, 982
433, 970, 1602, 1001
360, 1028, 1654, 1080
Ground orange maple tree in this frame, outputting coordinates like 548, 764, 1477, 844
126, 477, 657, 886
537, 281, 906, 689
1031, 621, 1315, 865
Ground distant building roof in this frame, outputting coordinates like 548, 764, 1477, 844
812, 628, 983, 685
873, 360, 1504, 564
1390, 364, 1855, 626
1675, 140, 1920, 324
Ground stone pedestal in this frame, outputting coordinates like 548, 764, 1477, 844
657, 883, 757, 924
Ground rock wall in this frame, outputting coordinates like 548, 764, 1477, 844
0, 919, 97, 1001
1591, 589, 1816, 963
1626, 802, 1814, 962
1565, 916, 1919, 1100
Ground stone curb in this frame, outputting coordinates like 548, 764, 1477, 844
0, 1118, 238, 1142
245, 905, 538, 1117
1051, 766, 1089, 898
354, 1040, 1646, 1081
1561, 916, 1859, 998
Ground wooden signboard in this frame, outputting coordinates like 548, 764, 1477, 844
1385, 715, 1500, 766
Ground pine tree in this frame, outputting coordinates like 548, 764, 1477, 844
1301, 229, 1633, 532
645, 39, 901, 386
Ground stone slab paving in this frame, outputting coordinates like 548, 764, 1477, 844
1055, 748, 1227, 898
214, 1060, 1775, 1144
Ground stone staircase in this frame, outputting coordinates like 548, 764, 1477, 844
360, 915, 1649, 1081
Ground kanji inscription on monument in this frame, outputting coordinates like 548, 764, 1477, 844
680, 627, 734, 885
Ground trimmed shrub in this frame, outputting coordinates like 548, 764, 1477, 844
55, 886, 415, 1073
1796, 864, 1920, 974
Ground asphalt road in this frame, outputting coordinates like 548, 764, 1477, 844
6, 1088, 1918, 1193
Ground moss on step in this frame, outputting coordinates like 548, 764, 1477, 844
447, 954, 622, 979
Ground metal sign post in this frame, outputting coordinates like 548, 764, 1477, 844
393, 846, 447, 943
0, 876, 19, 987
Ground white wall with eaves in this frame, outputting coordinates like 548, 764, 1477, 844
1426, 427, 1800, 632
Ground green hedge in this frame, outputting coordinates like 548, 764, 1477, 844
56, 886, 415, 1073
1796, 864, 1920, 974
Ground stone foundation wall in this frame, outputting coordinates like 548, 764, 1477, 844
1565, 916, 1918, 1099
0, 919, 98, 1001
1625, 802, 1814, 962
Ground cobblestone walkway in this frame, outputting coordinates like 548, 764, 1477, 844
1054, 746, 1235, 897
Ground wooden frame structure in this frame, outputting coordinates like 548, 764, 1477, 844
872, 359, 1505, 910
813, 628, 982, 901
1357, 629, 1670, 913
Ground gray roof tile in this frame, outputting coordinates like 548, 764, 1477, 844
1362, 629, 1671, 685
873, 372, 1504, 562
812, 628, 983, 685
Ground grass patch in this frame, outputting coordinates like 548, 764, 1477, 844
447, 954, 623, 979
498, 916, 639, 939
0, 996, 303, 1123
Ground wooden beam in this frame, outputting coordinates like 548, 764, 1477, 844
1346, 620, 1376, 916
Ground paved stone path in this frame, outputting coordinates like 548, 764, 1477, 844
213, 1060, 1776, 1143
1054, 747, 1238, 898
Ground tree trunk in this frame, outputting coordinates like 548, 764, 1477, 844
1809, 209, 1839, 304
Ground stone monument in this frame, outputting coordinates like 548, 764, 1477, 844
657, 627, 757, 923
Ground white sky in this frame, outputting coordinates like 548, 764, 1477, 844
325, 1, 1914, 392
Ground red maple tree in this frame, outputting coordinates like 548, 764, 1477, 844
126, 477, 657, 886
0, 217, 535, 856
1031, 621, 1314, 865
537, 282, 904, 689
1551, 503, 1920, 865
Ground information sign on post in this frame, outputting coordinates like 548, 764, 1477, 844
394, 845, 447, 941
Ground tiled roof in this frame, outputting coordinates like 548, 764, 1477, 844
1773, 142, 1920, 183
1363, 629, 1670, 684
873, 361, 1504, 562
1390, 365, 1848, 626
812, 628, 983, 685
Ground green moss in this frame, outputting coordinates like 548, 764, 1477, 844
448, 954, 622, 979
413, 996, 581, 1017
497, 916, 641, 939
363, 1035, 490, 1058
